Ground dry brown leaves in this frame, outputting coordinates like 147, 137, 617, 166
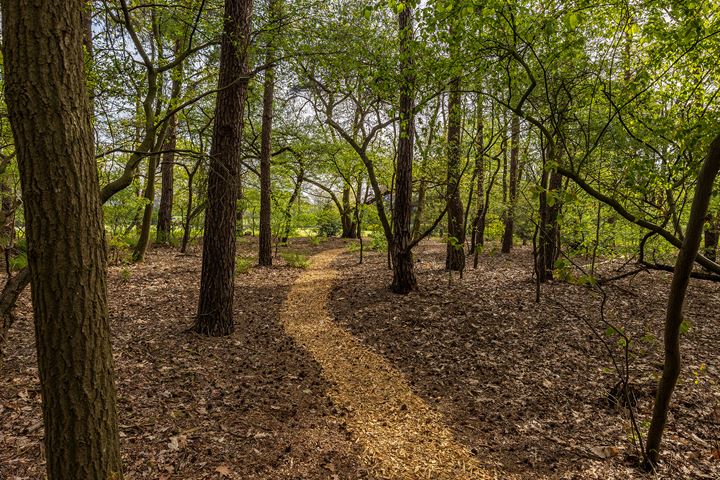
1, 237, 718, 479
330, 241, 720, 479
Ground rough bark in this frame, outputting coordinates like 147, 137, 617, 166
538, 141, 562, 282
258, 68, 274, 265
280, 168, 304, 243
132, 153, 159, 262
2, 0, 123, 476
258, 2, 276, 266
157, 114, 177, 244
645, 134, 720, 468
445, 78, 466, 272
501, 114, 520, 253
195, 0, 253, 336
391, 3, 418, 294
469, 98, 485, 267
156, 40, 184, 245
341, 184, 358, 238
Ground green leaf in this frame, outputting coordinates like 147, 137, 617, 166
679, 319, 692, 335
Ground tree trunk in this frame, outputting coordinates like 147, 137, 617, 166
411, 177, 426, 241
132, 153, 159, 262
470, 97, 485, 267
445, 77, 465, 272
391, 3, 417, 294
195, 0, 253, 336
157, 46, 185, 245
645, 134, 720, 469
501, 114, 519, 253
341, 184, 358, 238
2, 0, 123, 476
703, 213, 719, 263
257, 76, 273, 262
281, 168, 303, 243
157, 114, 177, 244
258, 2, 277, 266
538, 141, 561, 282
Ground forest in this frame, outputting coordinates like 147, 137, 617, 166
0, 0, 719, 479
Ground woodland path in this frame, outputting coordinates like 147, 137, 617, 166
281, 249, 502, 480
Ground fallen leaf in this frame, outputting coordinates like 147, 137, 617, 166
215, 465, 233, 477
167, 434, 187, 451
589, 445, 620, 459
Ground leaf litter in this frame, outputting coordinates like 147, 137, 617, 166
0, 237, 718, 479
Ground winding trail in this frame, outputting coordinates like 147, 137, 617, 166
281, 249, 496, 480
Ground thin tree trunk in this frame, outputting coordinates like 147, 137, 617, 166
258, 1, 277, 266
2, 0, 123, 476
133, 153, 159, 262
502, 114, 519, 253
445, 77, 465, 272
703, 212, 719, 263
156, 114, 176, 244
411, 177, 426, 241
538, 140, 561, 282
645, 134, 720, 468
391, 3, 417, 294
470, 97, 485, 267
195, 0, 253, 336
181, 176, 194, 253
281, 168, 303, 243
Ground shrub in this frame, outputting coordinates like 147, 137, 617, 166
282, 252, 309, 269
310, 235, 327, 246
369, 232, 388, 252
317, 218, 341, 237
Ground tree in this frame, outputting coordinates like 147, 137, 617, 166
194, 0, 253, 336
157, 40, 185, 245
391, 1, 418, 294
501, 114, 520, 253
445, 78, 465, 272
2, 0, 123, 476
258, 0, 280, 266
645, 134, 720, 468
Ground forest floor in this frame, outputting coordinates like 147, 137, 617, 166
1, 237, 718, 479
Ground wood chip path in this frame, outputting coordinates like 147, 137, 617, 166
281, 249, 503, 479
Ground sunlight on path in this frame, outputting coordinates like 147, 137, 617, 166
281, 249, 500, 480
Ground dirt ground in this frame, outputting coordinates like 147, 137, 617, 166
1, 238, 718, 479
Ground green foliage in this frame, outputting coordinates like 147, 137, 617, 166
119, 267, 132, 282
235, 257, 254, 275
282, 252, 309, 269
369, 232, 388, 252
604, 326, 631, 349
8, 250, 27, 271
106, 233, 135, 265
310, 235, 327, 246
316, 203, 341, 237
679, 318, 692, 336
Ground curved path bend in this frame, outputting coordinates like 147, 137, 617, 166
281, 249, 500, 480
